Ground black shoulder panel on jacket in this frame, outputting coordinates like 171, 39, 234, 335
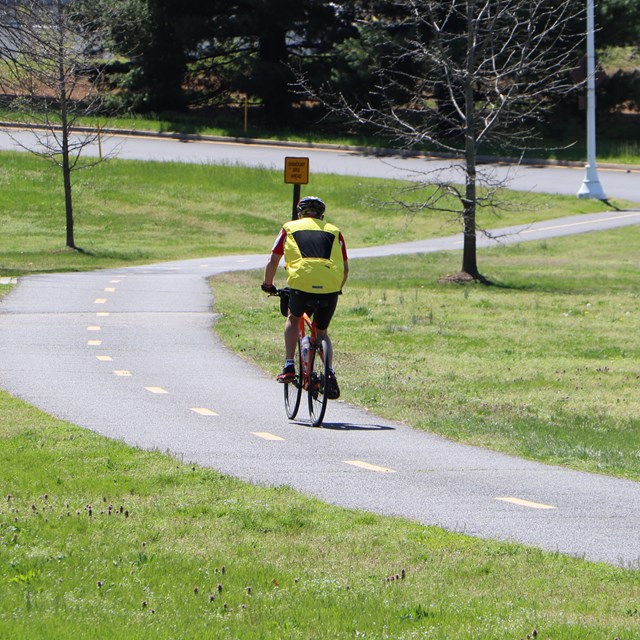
292, 230, 336, 259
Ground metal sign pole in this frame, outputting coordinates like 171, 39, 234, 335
292, 184, 301, 220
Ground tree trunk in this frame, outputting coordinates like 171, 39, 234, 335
57, 0, 75, 250
62, 136, 75, 250
462, 109, 479, 278
461, 0, 480, 280
461, 183, 478, 278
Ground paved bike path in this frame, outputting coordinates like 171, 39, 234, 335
1, 211, 640, 567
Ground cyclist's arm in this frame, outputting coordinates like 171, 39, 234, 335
263, 251, 282, 289
341, 260, 349, 291
339, 233, 349, 291
263, 229, 286, 289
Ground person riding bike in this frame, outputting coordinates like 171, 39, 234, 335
261, 196, 349, 399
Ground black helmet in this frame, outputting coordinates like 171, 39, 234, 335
297, 196, 326, 217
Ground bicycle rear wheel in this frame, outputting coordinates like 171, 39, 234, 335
308, 339, 329, 427
284, 340, 302, 419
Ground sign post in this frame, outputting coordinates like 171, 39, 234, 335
284, 157, 309, 220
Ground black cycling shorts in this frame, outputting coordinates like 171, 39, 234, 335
288, 289, 339, 331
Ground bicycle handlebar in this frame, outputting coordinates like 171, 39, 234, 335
268, 287, 289, 298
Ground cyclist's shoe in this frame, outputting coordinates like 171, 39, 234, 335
326, 372, 340, 400
276, 364, 296, 383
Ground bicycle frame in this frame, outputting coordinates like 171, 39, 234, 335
298, 312, 317, 391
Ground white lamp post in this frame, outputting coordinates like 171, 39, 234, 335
578, 0, 607, 199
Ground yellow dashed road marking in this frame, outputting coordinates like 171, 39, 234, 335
87, 340, 102, 346
496, 497, 557, 510
96, 356, 113, 362
113, 370, 132, 377
252, 432, 285, 441
191, 407, 219, 416
145, 386, 168, 394
344, 460, 396, 473
87, 325, 101, 331
97, 312, 110, 317
109, 279, 121, 284
104, 287, 116, 292
94, 299, 107, 304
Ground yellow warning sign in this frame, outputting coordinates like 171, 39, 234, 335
284, 156, 309, 184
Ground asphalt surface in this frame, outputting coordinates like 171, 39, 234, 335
2, 213, 640, 568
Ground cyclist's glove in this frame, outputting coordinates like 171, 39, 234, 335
261, 283, 277, 294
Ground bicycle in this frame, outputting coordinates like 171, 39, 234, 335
271, 288, 331, 427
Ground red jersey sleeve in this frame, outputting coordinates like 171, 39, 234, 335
339, 233, 348, 261
271, 228, 286, 255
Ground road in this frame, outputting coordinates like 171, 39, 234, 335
0, 127, 639, 200
1, 213, 640, 568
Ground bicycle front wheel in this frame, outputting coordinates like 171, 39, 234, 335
308, 339, 329, 427
284, 340, 302, 420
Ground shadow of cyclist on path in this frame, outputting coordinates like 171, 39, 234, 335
292, 420, 395, 431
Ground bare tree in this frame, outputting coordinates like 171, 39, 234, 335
0, 0, 112, 250
302, 0, 585, 281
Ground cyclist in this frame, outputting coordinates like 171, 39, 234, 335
261, 196, 349, 399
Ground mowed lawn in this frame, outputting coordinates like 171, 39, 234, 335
0, 150, 618, 275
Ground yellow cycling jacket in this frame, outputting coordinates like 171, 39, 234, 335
282, 217, 344, 294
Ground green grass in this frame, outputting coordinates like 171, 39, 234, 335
531, 135, 640, 165
0, 150, 624, 276
2, 390, 640, 639
2, 145, 640, 637
211, 226, 640, 481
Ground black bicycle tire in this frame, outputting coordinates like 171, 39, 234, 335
284, 339, 303, 419
308, 339, 329, 427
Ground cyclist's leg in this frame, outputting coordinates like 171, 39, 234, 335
315, 329, 333, 368
275, 312, 300, 382
315, 329, 340, 399
313, 293, 339, 362
284, 313, 300, 361
314, 294, 340, 399
286, 289, 314, 361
